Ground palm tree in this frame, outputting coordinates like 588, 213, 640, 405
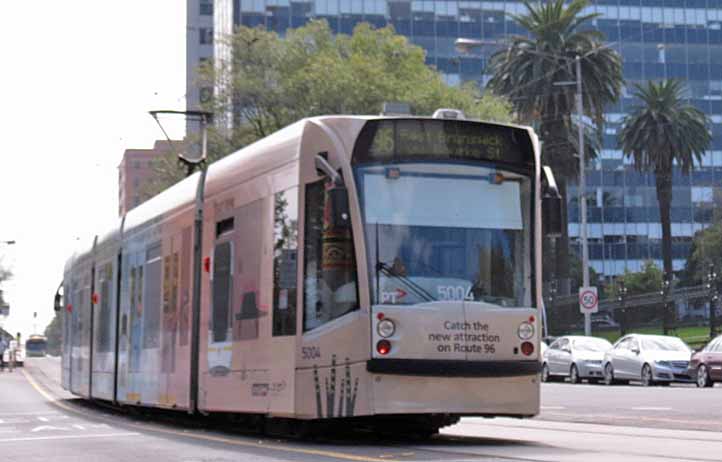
619, 79, 711, 282
486, 0, 623, 292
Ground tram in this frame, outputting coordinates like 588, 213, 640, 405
59, 111, 561, 434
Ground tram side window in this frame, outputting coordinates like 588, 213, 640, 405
303, 180, 359, 332
273, 188, 299, 336
212, 241, 233, 342
143, 243, 162, 349
97, 263, 113, 353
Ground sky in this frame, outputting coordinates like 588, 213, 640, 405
0, 1, 187, 339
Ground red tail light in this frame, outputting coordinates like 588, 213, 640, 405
521, 341, 534, 356
204, 256, 211, 273
376, 340, 391, 355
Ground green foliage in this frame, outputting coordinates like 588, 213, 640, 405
604, 261, 664, 298
145, 20, 512, 197
682, 222, 722, 286
619, 80, 711, 177
44, 311, 62, 356
486, 0, 622, 179
619, 80, 711, 276
0, 264, 11, 306
205, 20, 512, 133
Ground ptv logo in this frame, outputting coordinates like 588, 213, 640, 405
381, 288, 407, 304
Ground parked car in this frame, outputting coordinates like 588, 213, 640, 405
688, 334, 722, 388
542, 336, 613, 384
603, 334, 692, 386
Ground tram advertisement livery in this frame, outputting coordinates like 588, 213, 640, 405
59, 112, 557, 434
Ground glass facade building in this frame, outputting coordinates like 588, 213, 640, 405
206, 0, 722, 277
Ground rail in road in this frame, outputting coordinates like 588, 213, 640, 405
0, 358, 720, 461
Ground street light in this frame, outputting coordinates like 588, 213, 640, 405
455, 38, 594, 335
660, 274, 672, 335
617, 280, 628, 336
707, 263, 718, 338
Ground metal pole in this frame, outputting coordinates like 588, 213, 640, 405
576, 56, 590, 336
189, 115, 209, 415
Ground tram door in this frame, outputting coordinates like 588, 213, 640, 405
208, 224, 234, 377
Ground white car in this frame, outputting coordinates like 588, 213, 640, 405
603, 334, 692, 386
542, 336, 613, 383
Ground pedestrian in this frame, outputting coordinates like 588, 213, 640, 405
0, 337, 7, 372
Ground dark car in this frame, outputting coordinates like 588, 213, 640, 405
689, 335, 722, 388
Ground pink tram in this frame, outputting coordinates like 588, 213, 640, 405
59, 112, 561, 435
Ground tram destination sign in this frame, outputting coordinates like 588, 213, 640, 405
352, 119, 534, 167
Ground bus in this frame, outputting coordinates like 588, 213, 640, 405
59, 111, 561, 435
25, 335, 48, 357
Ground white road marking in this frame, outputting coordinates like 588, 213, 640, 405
0, 432, 139, 444
541, 406, 566, 410
630, 406, 672, 411
37, 416, 49, 422
31, 425, 71, 433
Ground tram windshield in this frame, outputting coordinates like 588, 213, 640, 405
355, 162, 532, 308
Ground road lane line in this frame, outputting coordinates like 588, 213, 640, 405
21, 368, 398, 462
0, 432, 139, 444
540, 406, 565, 410
37, 416, 49, 422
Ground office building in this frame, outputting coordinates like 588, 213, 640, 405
192, 0, 722, 277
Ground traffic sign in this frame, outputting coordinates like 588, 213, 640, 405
579, 286, 599, 314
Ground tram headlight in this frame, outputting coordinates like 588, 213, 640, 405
517, 322, 534, 340
377, 319, 396, 338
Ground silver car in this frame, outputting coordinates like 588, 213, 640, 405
541, 336, 613, 384
603, 334, 693, 386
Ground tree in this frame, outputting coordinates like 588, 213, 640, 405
146, 21, 513, 196
486, 0, 623, 293
44, 311, 62, 356
0, 263, 11, 307
605, 261, 664, 299
681, 222, 722, 286
619, 80, 711, 282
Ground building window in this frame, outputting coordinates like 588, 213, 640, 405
200, 87, 213, 103
200, 0, 213, 15
199, 27, 213, 45
133, 160, 141, 169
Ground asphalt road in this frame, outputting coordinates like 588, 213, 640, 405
0, 358, 720, 462
539, 380, 722, 431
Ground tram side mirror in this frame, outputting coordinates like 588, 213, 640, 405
328, 184, 351, 230
542, 166, 562, 238
543, 195, 563, 238
54, 293, 62, 312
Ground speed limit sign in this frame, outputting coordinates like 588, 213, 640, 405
579, 286, 599, 314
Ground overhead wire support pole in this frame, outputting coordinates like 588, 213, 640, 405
575, 55, 591, 337
148, 109, 211, 415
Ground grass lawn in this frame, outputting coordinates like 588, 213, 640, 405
571, 325, 713, 348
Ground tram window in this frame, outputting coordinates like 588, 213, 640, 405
97, 263, 113, 353
273, 188, 299, 336
179, 227, 192, 346
143, 243, 162, 349
212, 241, 233, 342
303, 180, 359, 332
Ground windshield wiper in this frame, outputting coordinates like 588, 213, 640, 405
376, 261, 436, 302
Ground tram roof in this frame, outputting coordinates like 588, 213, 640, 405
65, 115, 535, 267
